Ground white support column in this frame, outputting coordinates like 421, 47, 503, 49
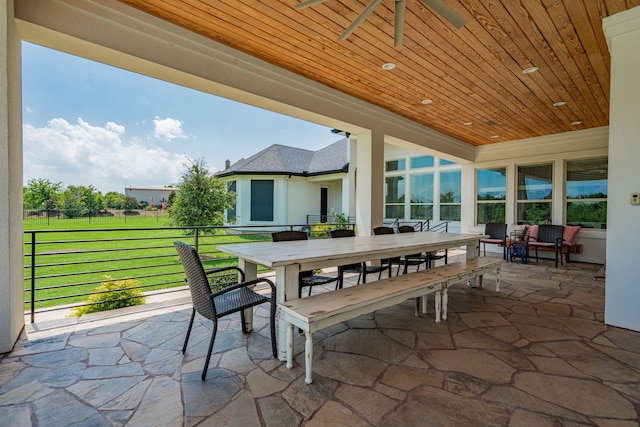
0, 0, 25, 353
603, 6, 640, 331
343, 136, 357, 219
355, 131, 384, 236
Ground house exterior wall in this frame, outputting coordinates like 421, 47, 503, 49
223, 175, 344, 227
467, 128, 609, 263
603, 7, 640, 331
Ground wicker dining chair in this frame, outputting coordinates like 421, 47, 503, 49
330, 228, 391, 287
174, 241, 277, 380
271, 230, 341, 296
397, 225, 430, 274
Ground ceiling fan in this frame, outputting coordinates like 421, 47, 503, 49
295, 0, 466, 47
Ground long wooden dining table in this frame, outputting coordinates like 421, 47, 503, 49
218, 231, 484, 359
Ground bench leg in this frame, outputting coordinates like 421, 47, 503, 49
442, 288, 448, 321
305, 332, 314, 384
414, 297, 420, 317
422, 294, 428, 314
478, 274, 484, 288
286, 322, 294, 369
435, 290, 441, 323
495, 269, 501, 292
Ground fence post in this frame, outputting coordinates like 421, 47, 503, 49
195, 228, 200, 252
30, 232, 36, 323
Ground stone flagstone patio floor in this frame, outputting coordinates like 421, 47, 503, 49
2, 253, 640, 426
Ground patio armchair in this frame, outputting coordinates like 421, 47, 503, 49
525, 224, 565, 268
174, 241, 277, 380
271, 230, 341, 296
397, 225, 430, 274
330, 228, 391, 287
480, 223, 508, 259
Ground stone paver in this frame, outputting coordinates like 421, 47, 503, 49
2, 256, 640, 425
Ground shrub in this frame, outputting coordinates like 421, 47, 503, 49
310, 222, 332, 238
71, 276, 146, 317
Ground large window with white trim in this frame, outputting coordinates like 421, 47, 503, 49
476, 168, 506, 224
517, 163, 552, 224
566, 157, 607, 229
410, 173, 433, 220
439, 170, 461, 221
227, 180, 237, 223
385, 175, 405, 218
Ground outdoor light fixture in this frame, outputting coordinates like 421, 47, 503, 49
522, 66, 539, 74
381, 62, 396, 70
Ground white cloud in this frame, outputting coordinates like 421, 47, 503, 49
23, 117, 191, 193
153, 116, 187, 141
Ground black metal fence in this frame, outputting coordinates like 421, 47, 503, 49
23, 209, 166, 226
23, 223, 355, 322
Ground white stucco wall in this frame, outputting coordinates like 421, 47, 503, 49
603, 6, 640, 330
0, 0, 24, 353
469, 128, 609, 263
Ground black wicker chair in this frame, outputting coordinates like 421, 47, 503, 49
271, 230, 341, 296
174, 241, 277, 380
480, 223, 507, 258
372, 226, 404, 275
397, 225, 430, 274
330, 228, 391, 287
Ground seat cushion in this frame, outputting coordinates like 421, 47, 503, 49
528, 241, 555, 248
563, 225, 581, 246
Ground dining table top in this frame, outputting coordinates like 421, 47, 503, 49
218, 231, 486, 269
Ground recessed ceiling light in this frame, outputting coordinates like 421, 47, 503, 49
553, 101, 567, 107
421, 99, 433, 105
463, 122, 473, 126
571, 120, 583, 125
381, 62, 396, 70
522, 66, 539, 74
490, 135, 500, 139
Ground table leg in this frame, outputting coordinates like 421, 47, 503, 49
275, 264, 301, 361
466, 242, 478, 288
435, 290, 441, 323
238, 259, 257, 332
305, 331, 314, 384
442, 287, 448, 320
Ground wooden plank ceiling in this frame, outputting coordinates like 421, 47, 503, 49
117, 0, 640, 146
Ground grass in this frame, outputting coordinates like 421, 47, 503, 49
23, 215, 271, 313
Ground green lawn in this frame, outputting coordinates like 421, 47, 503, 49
23, 215, 271, 312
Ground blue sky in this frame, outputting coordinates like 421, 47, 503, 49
21, 42, 340, 194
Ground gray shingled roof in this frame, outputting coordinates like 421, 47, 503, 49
216, 138, 348, 177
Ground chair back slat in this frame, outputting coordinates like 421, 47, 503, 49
174, 241, 216, 320
330, 229, 355, 238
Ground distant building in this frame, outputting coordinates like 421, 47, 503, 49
216, 138, 350, 227
124, 186, 177, 207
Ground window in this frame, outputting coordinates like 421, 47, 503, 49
517, 163, 552, 224
385, 176, 405, 218
227, 180, 237, 223
440, 170, 461, 221
440, 159, 456, 166
410, 173, 433, 220
385, 159, 405, 172
410, 155, 434, 169
250, 180, 274, 221
476, 168, 506, 224
566, 157, 607, 229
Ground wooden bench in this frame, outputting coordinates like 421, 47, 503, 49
279, 257, 502, 384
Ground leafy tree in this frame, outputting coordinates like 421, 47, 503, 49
58, 186, 89, 218
123, 195, 141, 211
167, 158, 235, 230
104, 191, 126, 209
80, 185, 105, 213
23, 178, 61, 210
167, 190, 177, 208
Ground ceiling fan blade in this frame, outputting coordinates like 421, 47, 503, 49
419, 0, 466, 29
295, 0, 329, 10
339, 0, 384, 40
394, 0, 406, 47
